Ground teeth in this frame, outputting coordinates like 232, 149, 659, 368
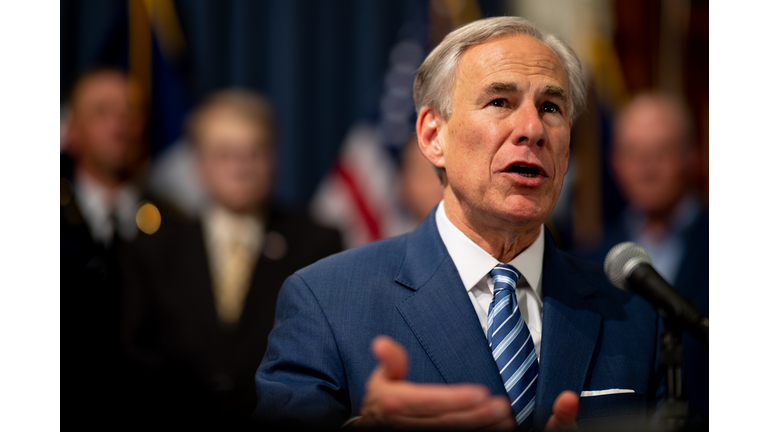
520, 173, 535, 178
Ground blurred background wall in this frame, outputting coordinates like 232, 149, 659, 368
60, 0, 709, 253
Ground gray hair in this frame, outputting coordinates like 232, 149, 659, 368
414, 16, 587, 122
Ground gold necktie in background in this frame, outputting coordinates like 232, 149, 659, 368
212, 236, 255, 325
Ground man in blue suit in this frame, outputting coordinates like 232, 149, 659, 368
253, 17, 660, 431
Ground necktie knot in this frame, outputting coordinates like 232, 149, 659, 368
490, 264, 521, 295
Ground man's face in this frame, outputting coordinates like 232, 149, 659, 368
432, 34, 572, 232
68, 72, 146, 177
611, 100, 689, 216
197, 107, 274, 213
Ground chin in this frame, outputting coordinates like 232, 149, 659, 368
493, 195, 551, 224
485, 206, 547, 231
217, 199, 251, 214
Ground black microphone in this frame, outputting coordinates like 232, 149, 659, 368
604, 242, 708, 345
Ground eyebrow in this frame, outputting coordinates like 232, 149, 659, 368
477, 82, 569, 106
541, 85, 569, 107
479, 82, 520, 101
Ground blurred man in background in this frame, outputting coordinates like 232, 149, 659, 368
119, 89, 343, 428
61, 67, 149, 283
581, 92, 708, 423
60, 67, 180, 426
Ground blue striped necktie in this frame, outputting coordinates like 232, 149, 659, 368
487, 264, 538, 431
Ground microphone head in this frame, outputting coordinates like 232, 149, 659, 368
604, 242, 652, 290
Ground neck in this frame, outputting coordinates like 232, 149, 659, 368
639, 193, 690, 240
76, 162, 128, 191
210, 201, 266, 220
642, 215, 670, 240
443, 196, 541, 263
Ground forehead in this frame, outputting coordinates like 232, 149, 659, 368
73, 73, 129, 107
198, 106, 269, 148
616, 101, 682, 146
454, 34, 568, 95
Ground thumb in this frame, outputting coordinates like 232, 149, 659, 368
370, 335, 409, 381
544, 390, 579, 431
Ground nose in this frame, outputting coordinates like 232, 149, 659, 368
510, 103, 546, 147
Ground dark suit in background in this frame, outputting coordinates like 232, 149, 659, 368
61, 166, 124, 423
61, 151, 186, 427
118, 203, 342, 428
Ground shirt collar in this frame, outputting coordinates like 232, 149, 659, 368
74, 169, 114, 222
623, 193, 702, 240
434, 201, 544, 295
202, 203, 264, 251
74, 169, 141, 242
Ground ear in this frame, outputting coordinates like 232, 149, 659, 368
415, 106, 446, 169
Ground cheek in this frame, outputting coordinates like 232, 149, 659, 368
204, 161, 233, 186
446, 122, 494, 169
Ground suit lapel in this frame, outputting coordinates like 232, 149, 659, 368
173, 222, 220, 325
394, 210, 507, 396
392, 215, 605, 427
533, 230, 601, 429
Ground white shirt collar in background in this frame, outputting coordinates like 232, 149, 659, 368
74, 170, 140, 245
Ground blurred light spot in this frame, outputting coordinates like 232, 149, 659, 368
263, 231, 287, 261
135, 201, 161, 235
60, 177, 73, 206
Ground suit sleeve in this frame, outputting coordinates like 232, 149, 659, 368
251, 273, 351, 429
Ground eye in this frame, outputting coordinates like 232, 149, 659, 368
540, 101, 561, 114
488, 98, 506, 108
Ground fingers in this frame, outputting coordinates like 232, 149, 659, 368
359, 336, 514, 430
371, 335, 409, 381
544, 390, 580, 432
384, 395, 512, 430
377, 382, 491, 417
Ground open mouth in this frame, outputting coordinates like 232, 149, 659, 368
506, 163, 542, 178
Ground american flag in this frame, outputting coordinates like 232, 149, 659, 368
310, 23, 430, 249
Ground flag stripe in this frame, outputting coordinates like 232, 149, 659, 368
334, 163, 381, 241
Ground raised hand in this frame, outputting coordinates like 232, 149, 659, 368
354, 335, 514, 430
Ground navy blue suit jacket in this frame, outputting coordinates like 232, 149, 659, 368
253, 209, 660, 430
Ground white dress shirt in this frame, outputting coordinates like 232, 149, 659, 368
434, 201, 545, 358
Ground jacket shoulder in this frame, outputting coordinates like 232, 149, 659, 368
295, 233, 408, 284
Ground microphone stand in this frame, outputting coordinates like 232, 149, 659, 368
657, 322, 688, 432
